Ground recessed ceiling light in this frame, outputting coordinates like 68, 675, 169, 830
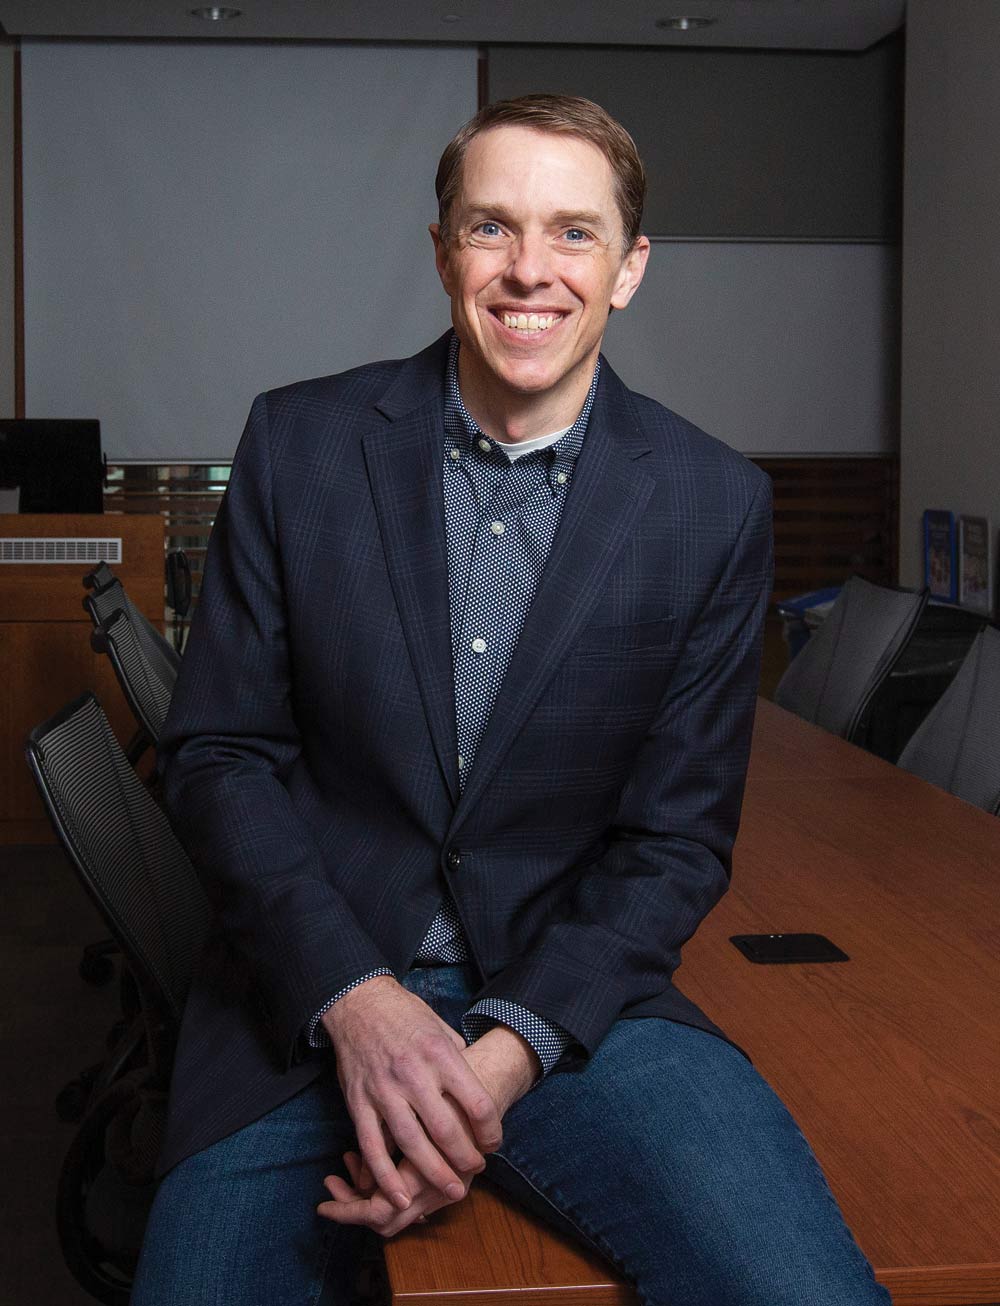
189, 6, 243, 19
656, 16, 717, 30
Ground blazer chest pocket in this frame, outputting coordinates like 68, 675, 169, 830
572, 616, 676, 657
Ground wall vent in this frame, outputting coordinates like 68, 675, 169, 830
0, 537, 123, 564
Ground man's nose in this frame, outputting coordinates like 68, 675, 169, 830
505, 232, 554, 289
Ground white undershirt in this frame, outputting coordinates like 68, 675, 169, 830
493, 425, 572, 461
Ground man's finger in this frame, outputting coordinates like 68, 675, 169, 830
382, 1100, 468, 1201
317, 1193, 394, 1228
343, 1151, 375, 1195
318, 1175, 401, 1229
354, 1107, 412, 1211
318, 1187, 446, 1238
415, 1099, 486, 1175
439, 1059, 504, 1152
323, 1173, 358, 1201
318, 1189, 428, 1238
353, 1143, 380, 1191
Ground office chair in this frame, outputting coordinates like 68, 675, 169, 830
773, 576, 928, 744
83, 560, 117, 593
896, 625, 1000, 813
83, 562, 180, 770
26, 692, 212, 1304
79, 568, 182, 992
83, 562, 181, 681
166, 548, 193, 655
91, 606, 175, 745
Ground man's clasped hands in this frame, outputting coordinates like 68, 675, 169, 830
316, 975, 541, 1238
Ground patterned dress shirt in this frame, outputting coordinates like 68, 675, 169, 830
309, 336, 600, 1075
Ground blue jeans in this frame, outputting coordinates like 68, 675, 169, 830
132, 963, 890, 1305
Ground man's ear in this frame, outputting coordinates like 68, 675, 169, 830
429, 223, 452, 293
610, 235, 650, 312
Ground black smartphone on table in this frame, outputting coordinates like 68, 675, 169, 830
730, 933, 849, 964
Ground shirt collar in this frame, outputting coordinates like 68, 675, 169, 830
444, 334, 598, 488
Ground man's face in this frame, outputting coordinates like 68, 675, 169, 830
431, 125, 648, 415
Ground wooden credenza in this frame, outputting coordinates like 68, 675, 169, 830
0, 513, 164, 844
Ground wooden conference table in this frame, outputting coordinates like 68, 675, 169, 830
385, 699, 1000, 1305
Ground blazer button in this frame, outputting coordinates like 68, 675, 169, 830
447, 849, 462, 869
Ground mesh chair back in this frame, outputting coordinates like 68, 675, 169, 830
83, 561, 118, 595
25, 694, 211, 1027
85, 576, 181, 681
897, 626, 1000, 813
774, 577, 928, 741
96, 607, 174, 742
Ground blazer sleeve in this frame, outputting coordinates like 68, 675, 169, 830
158, 395, 392, 1069
469, 471, 773, 1060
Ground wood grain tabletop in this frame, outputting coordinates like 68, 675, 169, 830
386, 699, 1000, 1305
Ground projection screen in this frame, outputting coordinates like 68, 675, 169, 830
21, 41, 477, 461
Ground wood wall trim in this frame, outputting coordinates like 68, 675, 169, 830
103, 454, 900, 636
751, 455, 898, 602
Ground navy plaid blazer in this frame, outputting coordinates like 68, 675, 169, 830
156, 331, 773, 1175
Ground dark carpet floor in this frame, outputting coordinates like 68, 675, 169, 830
1, 842, 122, 1305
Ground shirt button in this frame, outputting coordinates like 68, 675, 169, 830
471, 637, 487, 654
457, 755, 465, 770
447, 849, 462, 869
449, 448, 460, 461
490, 521, 505, 536
556, 471, 568, 485
477, 438, 491, 453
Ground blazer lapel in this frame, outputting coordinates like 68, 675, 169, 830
454, 362, 656, 824
362, 336, 459, 804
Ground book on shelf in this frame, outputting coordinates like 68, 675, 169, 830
958, 514, 992, 614
923, 509, 957, 602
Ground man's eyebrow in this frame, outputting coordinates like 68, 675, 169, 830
549, 209, 610, 231
460, 203, 518, 225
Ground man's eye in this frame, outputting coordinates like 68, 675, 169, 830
564, 228, 589, 242
476, 222, 503, 237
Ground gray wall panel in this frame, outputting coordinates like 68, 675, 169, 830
488, 42, 902, 240
899, 1, 1000, 591
0, 43, 15, 418
602, 240, 898, 456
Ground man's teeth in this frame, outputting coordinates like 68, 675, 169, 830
500, 312, 559, 332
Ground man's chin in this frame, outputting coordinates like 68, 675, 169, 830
484, 357, 570, 399
458, 333, 586, 405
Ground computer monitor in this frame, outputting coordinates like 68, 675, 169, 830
0, 420, 104, 513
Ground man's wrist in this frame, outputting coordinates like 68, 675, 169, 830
320, 973, 399, 1042
483, 1021, 542, 1073
465, 1023, 541, 1113
462, 999, 573, 1076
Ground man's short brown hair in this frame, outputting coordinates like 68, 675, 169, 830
435, 94, 646, 254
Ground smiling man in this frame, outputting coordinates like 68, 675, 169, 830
431, 122, 648, 437
132, 97, 890, 1305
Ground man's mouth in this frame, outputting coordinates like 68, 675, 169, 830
492, 310, 563, 334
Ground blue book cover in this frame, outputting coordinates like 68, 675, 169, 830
923, 509, 957, 601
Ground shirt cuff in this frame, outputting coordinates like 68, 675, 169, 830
306, 967, 395, 1049
462, 998, 574, 1076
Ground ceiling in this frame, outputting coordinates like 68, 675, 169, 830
0, 1, 905, 51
